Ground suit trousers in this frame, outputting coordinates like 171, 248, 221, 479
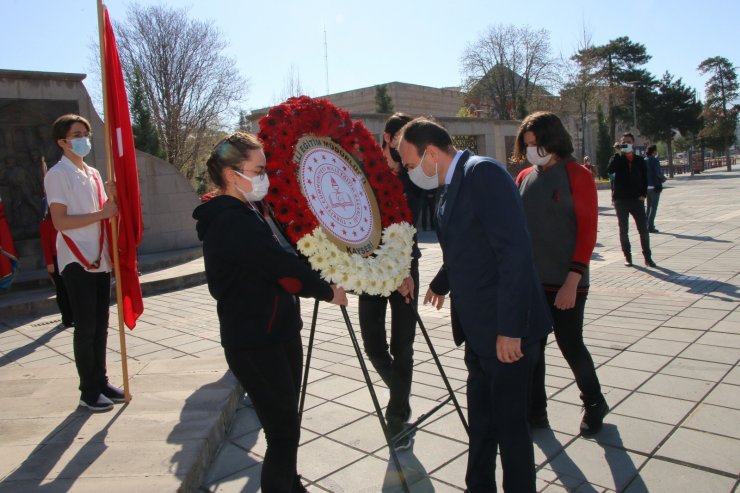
224, 336, 303, 493
614, 198, 652, 261
62, 262, 111, 399
531, 291, 602, 415
464, 341, 538, 493
358, 257, 419, 435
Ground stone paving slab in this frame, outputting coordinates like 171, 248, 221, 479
0, 168, 738, 492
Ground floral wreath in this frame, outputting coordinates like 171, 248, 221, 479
258, 96, 415, 296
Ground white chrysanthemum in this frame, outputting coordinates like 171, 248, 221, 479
298, 224, 414, 296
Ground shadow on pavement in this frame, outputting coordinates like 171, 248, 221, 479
533, 428, 599, 492
534, 424, 649, 492
382, 443, 433, 492
0, 321, 67, 368
653, 231, 731, 243
594, 424, 649, 492
186, 383, 259, 493
635, 265, 739, 301
1, 404, 126, 491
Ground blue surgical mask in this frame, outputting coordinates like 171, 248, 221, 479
70, 137, 92, 158
234, 170, 270, 202
407, 150, 438, 190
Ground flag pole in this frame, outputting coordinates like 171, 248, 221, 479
97, 0, 131, 402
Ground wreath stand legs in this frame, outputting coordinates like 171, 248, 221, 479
298, 300, 469, 492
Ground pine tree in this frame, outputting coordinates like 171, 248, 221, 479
698, 56, 739, 171
574, 36, 652, 142
638, 72, 702, 177
515, 94, 528, 120
595, 105, 613, 179
375, 85, 394, 113
129, 69, 164, 158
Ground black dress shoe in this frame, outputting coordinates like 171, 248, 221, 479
645, 259, 657, 268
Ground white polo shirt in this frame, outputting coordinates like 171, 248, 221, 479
44, 156, 112, 274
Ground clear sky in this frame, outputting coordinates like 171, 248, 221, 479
1, 0, 738, 120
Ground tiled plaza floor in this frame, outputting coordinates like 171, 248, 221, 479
1, 168, 738, 492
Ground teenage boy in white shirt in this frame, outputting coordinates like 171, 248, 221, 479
44, 114, 122, 412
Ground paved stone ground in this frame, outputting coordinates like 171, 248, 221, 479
1, 168, 738, 492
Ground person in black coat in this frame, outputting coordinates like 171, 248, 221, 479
193, 132, 347, 493
358, 112, 423, 450
607, 133, 656, 267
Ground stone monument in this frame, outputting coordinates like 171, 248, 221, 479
0, 69, 201, 277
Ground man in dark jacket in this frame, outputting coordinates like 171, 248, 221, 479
645, 144, 666, 233
608, 133, 656, 267
398, 118, 550, 493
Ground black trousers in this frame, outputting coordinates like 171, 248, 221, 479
465, 341, 538, 493
357, 257, 419, 435
614, 198, 652, 260
62, 263, 111, 399
51, 256, 74, 327
531, 291, 602, 415
225, 336, 303, 493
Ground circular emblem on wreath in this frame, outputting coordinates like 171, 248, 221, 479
258, 96, 415, 296
295, 136, 381, 256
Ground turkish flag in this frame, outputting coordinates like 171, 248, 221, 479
103, 7, 143, 329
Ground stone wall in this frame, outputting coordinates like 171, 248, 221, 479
321, 82, 465, 118
0, 69, 200, 271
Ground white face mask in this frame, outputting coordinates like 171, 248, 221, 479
234, 170, 269, 202
526, 146, 552, 167
407, 150, 439, 190
620, 143, 634, 154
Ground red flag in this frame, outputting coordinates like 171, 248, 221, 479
103, 7, 143, 329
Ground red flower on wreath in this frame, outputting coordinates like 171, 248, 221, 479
258, 96, 412, 244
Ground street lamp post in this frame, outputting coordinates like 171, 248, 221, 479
625, 81, 639, 131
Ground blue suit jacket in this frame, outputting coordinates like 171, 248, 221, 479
430, 151, 551, 357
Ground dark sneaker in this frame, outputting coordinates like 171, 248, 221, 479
80, 393, 114, 412
648, 228, 659, 233
580, 398, 609, 436
645, 258, 657, 268
101, 383, 126, 403
529, 412, 550, 429
393, 433, 414, 451
624, 254, 633, 267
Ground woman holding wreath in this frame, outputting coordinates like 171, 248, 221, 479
193, 132, 347, 493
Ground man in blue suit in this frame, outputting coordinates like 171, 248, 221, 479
398, 118, 551, 493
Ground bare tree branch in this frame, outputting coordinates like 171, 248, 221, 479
115, 4, 247, 179
460, 24, 558, 119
